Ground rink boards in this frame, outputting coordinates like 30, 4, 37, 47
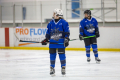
0, 27, 120, 51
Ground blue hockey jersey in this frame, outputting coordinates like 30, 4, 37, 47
45, 19, 70, 48
79, 17, 99, 36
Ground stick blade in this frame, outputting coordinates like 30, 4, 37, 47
14, 33, 20, 41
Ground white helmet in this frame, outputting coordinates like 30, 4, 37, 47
53, 8, 63, 17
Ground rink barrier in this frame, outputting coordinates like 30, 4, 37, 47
0, 27, 120, 49
5, 28, 9, 46
0, 47, 120, 52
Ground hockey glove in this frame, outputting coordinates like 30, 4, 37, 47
79, 34, 84, 40
95, 31, 100, 38
64, 37, 70, 47
41, 39, 49, 45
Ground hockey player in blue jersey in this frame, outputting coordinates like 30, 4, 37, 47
41, 8, 70, 76
79, 10, 101, 63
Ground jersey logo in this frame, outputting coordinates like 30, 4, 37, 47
50, 27, 62, 41
86, 24, 95, 33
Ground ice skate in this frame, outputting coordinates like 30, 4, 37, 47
95, 57, 101, 64
50, 67, 55, 76
87, 57, 91, 62
61, 66, 66, 76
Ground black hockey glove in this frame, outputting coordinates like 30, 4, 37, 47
64, 37, 70, 47
41, 39, 49, 45
79, 34, 84, 40
95, 31, 100, 38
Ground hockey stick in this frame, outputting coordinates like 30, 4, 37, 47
14, 33, 80, 44
84, 35, 96, 39
70, 35, 96, 41
14, 33, 20, 41
19, 38, 79, 44
14, 33, 63, 44
14, 33, 96, 44
69, 39, 79, 41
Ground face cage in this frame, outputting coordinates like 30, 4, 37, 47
53, 13, 63, 19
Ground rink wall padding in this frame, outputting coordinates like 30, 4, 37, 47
0, 28, 5, 46
5, 28, 9, 47
0, 27, 120, 52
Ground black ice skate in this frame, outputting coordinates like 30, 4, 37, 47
50, 67, 55, 76
87, 57, 91, 62
61, 66, 66, 76
95, 57, 101, 64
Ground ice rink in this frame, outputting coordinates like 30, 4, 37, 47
0, 50, 120, 80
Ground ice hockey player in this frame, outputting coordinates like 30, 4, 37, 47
41, 8, 70, 76
79, 10, 101, 63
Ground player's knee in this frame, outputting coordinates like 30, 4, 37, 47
92, 44, 98, 53
85, 45, 90, 48
92, 44, 97, 49
85, 45, 90, 53
50, 53, 56, 60
59, 54, 66, 61
86, 48, 90, 53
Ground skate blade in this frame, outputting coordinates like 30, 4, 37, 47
50, 74, 55, 77
87, 61, 90, 63
62, 74, 66, 77
96, 61, 100, 64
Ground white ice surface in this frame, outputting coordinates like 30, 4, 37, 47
0, 50, 120, 80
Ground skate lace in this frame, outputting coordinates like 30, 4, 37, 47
96, 58, 99, 60
96, 57, 100, 60
87, 57, 91, 60
50, 69, 53, 72
50, 68, 54, 72
62, 68, 65, 72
